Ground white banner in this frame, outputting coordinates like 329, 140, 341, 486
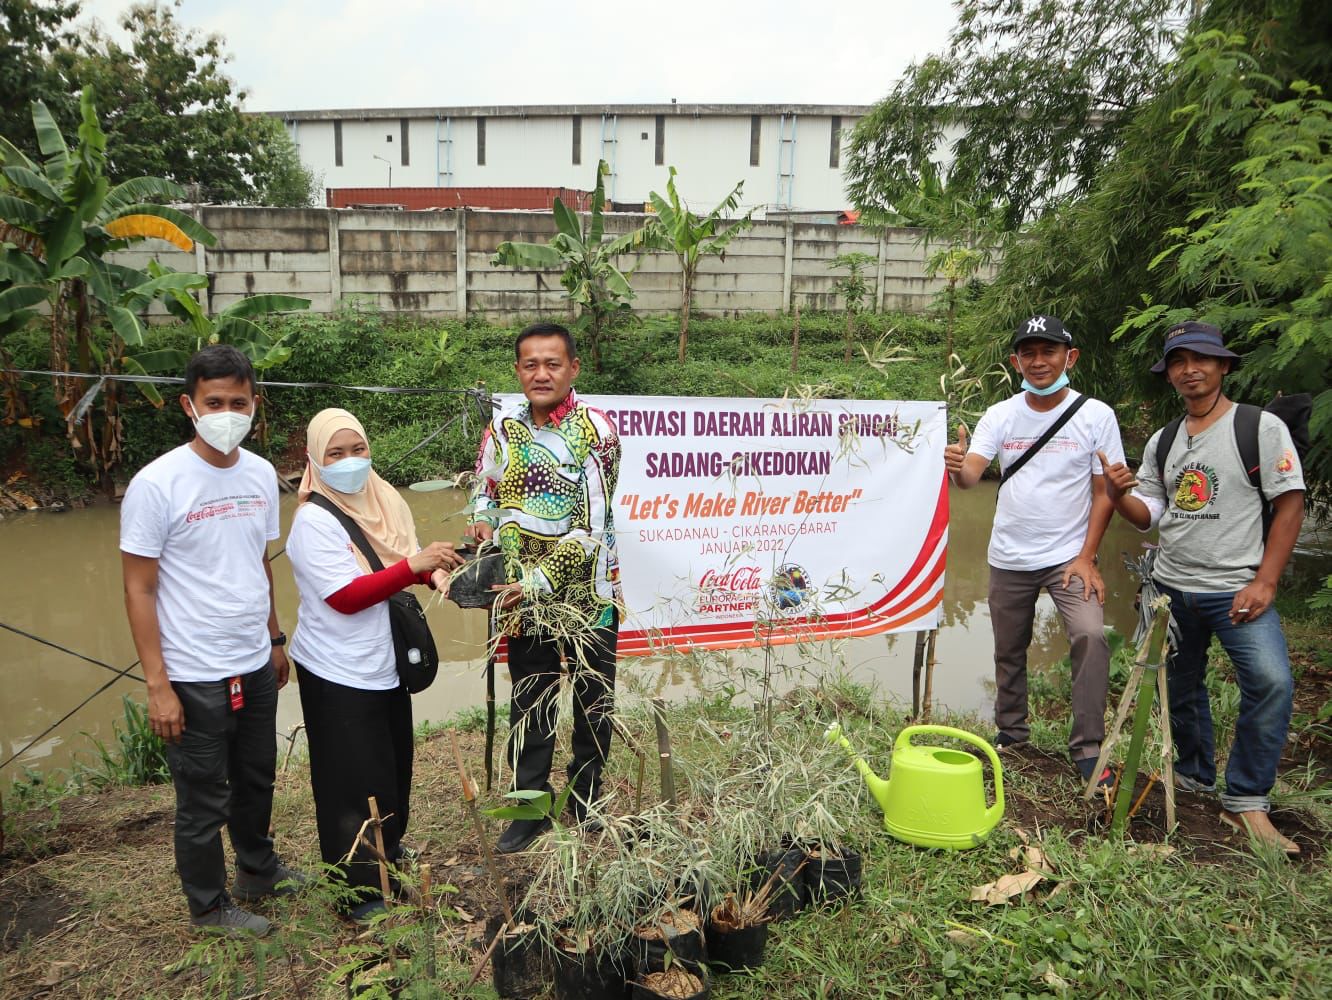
580, 394, 950, 656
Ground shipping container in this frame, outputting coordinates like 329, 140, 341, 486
325, 186, 592, 211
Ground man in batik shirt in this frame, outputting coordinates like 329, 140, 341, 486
467, 322, 622, 853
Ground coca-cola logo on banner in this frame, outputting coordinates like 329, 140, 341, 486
699, 566, 763, 593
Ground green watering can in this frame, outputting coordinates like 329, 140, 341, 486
826, 723, 1004, 850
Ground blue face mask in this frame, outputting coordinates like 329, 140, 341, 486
316, 456, 372, 494
1021, 370, 1070, 396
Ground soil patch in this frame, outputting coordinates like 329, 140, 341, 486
1287, 649, 1332, 779
999, 743, 1328, 864
0, 874, 75, 952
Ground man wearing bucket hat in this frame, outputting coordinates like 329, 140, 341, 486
1099, 322, 1305, 854
945, 314, 1124, 788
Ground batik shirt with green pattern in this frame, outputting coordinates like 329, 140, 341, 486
469, 389, 622, 633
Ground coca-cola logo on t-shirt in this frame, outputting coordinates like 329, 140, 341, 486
185, 502, 236, 523
184, 494, 267, 524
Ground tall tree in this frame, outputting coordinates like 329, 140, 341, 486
248, 116, 321, 208
63, 2, 258, 201
0, 0, 81, 157
844, 0, 1192, 226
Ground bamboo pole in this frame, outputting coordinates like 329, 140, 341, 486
1084, 659, 1143, 801
450, 729, 515, 925
652, 698, 676, 806
922, 629, 938, 721
1157, 664, 1176, 829
911, 631, 926, 719
420, 863, 433, 911
612, 715, 650, 813
367, 796, 392, 906
1112, 601, 1171, 836
485, 614, 497, 792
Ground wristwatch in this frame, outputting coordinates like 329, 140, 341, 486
271, 632, 287, 647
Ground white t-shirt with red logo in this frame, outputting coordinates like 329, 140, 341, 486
968, 390, 1125, 572
120, 444, 280, 683
286, 502, 397, 690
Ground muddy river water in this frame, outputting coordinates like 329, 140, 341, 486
3, 483, 1328, 777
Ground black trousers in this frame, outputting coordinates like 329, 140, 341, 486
166, 660, 279, 917
295, 661, 413, 909
506, 619, 617, 804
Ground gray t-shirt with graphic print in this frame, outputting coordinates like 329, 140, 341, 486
1135, 405, 1305, 593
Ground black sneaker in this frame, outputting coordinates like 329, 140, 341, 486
232, 862, 310, 902
1075, 756, 1114, 788
190, 899, 272, 936
496, 817, 552, 854
348, 898, 388, 925
994, 732, 1028, 752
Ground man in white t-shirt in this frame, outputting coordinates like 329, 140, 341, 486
944, 315, 1125, 786
121, 346, 303, 936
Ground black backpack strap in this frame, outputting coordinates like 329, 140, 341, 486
305, 493, 386, 573
1232, 403, 1263, 492
1154, 414, 1185, 488
997, 393, 1090, 493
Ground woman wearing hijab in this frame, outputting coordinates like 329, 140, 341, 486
287, 408, 463, 920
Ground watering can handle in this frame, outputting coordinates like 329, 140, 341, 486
898, 725, 1005, 821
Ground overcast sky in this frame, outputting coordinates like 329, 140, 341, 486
77, 0, 958, 112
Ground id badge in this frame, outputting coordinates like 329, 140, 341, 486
228, 675, 244, 711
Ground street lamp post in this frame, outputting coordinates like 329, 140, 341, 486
372, 154, 392, 188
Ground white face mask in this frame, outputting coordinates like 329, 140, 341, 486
189, 399, 253, 454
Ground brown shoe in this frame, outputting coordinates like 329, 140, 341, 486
1219, 809, 1300, 855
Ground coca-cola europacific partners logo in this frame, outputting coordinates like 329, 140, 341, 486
185, 502, 236, 523
700, 566, 763, 593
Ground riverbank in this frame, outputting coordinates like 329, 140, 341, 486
1, 309, 950, 506
2, 596, 1329, 998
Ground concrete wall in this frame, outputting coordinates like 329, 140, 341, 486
109, 206, 990, 322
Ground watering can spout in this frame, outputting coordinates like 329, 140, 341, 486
824, 723, 893, 813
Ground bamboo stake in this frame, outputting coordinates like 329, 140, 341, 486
1084, 658, 1142, 801
468, 924, 506, 987
450, 729, 515, 925
652, 698, 676, 806
612, 715, 649, 813
1112, 601, 1171, 836
921, 629, 938, 721
420, 863, 433, 911
367, 796, 392, 906
1157, 664, 1176, 830
280, 722, 305, 774
485, 614, 497, 791
1128, 773, 1159, 820
911, 631, 926, 720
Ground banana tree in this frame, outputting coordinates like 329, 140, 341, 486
0, 89, 214, 475
132, 259, 310, 445
491, 160, 652, 372
646, 168, 753, 363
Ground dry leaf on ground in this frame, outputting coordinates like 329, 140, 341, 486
969, 869, 1045, 905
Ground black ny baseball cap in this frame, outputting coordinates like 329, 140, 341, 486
1011, 314, 1073, 351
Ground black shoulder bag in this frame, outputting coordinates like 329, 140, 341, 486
306, 493, 439, 694
996, 393, 1090, 496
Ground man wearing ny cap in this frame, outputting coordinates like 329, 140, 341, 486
945, 315, 1124, 786
1100, 322, 1305, 854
